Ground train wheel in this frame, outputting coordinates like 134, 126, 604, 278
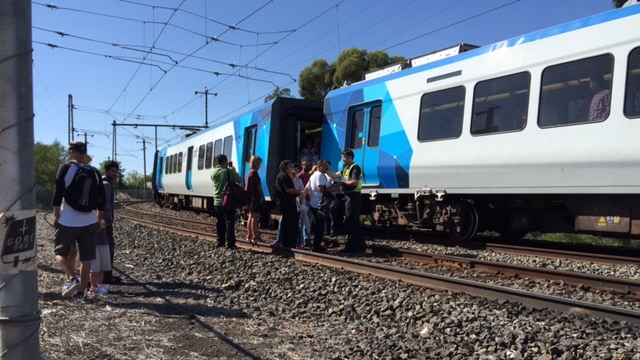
447, 202, 479, 241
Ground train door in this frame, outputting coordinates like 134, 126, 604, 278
242, 125, 258, 181
346, 102, 381, 186
154, 152, 165, 191
185, 146, 194, 191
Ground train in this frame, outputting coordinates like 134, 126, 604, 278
153, 3, 640, 240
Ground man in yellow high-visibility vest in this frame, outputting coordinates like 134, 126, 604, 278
338, 149, 365, 252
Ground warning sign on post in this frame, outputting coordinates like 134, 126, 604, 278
1, 210, 37, 274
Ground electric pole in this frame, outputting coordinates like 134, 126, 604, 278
0, 2, 41, 358
195, 88, 217, 128
138, 139, 147, 199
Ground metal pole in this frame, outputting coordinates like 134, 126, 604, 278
68, 94, 74, 142
195, 89, 217, 128
142, 139, 147, 199
0, 1, 41, 359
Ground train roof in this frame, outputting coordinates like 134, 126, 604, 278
328, 3, 640, 97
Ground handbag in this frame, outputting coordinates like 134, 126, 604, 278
222, 169, 249, 210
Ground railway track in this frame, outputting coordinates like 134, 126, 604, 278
117, 206, 640, 325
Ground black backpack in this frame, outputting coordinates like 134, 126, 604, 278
64, 163, 100, 212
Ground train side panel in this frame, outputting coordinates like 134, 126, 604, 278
322, 4, 640, 238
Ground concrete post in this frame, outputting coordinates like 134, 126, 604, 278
0, 1, 41, 359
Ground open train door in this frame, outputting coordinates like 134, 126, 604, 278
346, 102, 381, 187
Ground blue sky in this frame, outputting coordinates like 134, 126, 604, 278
32, 0, 615, 176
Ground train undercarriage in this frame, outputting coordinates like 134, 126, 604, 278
366, 190, 640, 241
155, 189, 640, 241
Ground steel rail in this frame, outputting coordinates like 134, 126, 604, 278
371, 245, 640, 296
118, 213, 640, 325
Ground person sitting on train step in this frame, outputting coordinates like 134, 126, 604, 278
588, 73, 611, 122
211, 154, 242, 249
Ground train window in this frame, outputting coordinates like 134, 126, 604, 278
418, 86, 465, 141
368, 106, 381, 147
165, 155, 169, 174
471, 72, 530, 135
205, 142, 214, 169
197, 144, 205, 170
177, 152, 183, 173
350, 109, 364, 149
213, 139, 222, 166
223, 136, 233, 160
539, 53, 613, 127
172, 154, 178, 174
624, 47, 640, 118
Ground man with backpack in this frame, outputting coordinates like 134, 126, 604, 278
52, 141, 106, 299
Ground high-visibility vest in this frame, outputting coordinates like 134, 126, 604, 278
342, 163, 362, 192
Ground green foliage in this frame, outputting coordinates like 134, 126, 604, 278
264, 87, 292, 102
34, 140, 66, 189
299, 59, 334, 101
298, 48, 407, 100
122, 170, 150, 189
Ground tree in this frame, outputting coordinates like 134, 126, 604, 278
35, 140, 66, 189
298, 59, 334, 101
612, 0, 628, 7
298, 48, 407, 100
264, 87, 292, 102
331, 48, 368, 87
122, 170, 146, 189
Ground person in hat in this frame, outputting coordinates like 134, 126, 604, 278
51, 141, 106, 300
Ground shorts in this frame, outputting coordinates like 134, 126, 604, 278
91, 244, 112, 272
54, 223, 97, 261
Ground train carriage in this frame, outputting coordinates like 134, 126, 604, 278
321, 4, 640, 239
153, 97, 323, 214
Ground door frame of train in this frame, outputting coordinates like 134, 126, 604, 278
185, 146, 194, 191
241, 125, 258, 181
346, 102, 381, 186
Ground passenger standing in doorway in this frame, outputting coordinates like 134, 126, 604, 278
339, 149, 365, 252
211, 154, 242, 249
274, 160, 302, 248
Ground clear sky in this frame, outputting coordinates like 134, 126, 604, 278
31, 0, 615, 176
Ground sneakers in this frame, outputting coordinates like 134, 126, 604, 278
71, 291, 85, 301
95, 284, 109, 295
269, 241, 282, 248
62, 278, 81, 298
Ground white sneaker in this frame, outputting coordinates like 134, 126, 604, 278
62, 278, 81, 298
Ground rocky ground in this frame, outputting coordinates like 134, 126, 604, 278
37, 211, 640, 359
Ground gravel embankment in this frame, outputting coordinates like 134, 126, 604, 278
38, 208, 640, 359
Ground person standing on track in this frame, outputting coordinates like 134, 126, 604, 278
273, 160, 302, 248
338, 149, 365, 252
211, 154, 242, 249
52, 141, 106, 299
102, 160, 122, 284
245, 155, 265, 244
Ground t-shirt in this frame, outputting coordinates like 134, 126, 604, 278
308, 172, 328, 208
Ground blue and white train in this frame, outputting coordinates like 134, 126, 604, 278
154, 3, 640, 240
153, 98, 323, 215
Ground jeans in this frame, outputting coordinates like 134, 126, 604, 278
298, 203, 312, 246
